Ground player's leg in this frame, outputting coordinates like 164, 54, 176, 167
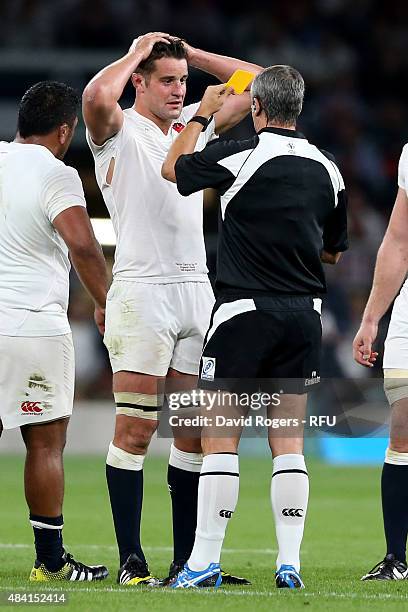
361, 306, 408, 581
188, 415, 242, 570
265, 298, 321, 589
0, 333, 107, 582
103, 280, 174, 584
166, 368, 203, 574
361, 371, 408, 580
106, 371, 161, 585
164, 363, 250, 586
171, 406, 242, 589
268, 394, 308, 589
170, 296, 260, 588
21, 419, 106, 581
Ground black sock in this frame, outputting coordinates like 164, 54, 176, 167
167, 464, 199, 562
382, 462, 408, 563
106, 464, 145, 566
30, 514, 64, 571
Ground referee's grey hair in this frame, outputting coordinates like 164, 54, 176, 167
251, 65, 304, 126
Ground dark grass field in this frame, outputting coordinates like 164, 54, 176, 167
1, 455, 408, 611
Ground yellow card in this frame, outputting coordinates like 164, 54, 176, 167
226, 69, 255, 94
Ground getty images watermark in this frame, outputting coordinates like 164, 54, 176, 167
156, 377, 394, 438
165, 389, 336, 430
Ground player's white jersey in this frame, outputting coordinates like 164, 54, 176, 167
0, 142, 86, 336
398, 144, 408, 192
86, 103, 217, 282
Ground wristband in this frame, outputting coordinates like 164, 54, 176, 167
187, 115, 212, 131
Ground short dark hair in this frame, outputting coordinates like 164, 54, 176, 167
17, 81, 80, 138
137, 38, 187, 79
251, 65, 305, 126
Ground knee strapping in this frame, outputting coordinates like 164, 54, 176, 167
106, 442, 145, 471
384, 370, 408, 405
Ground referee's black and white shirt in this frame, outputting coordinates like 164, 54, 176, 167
175, 127, 348, 296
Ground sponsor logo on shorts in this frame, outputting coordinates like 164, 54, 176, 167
20, 401, 43, 415
305, 371, 320, 386
282, 508, 303, 517
219, 509, 234, 518
201, 357, 216, 381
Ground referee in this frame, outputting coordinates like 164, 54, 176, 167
162, 65, 348, 589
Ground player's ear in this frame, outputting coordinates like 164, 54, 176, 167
58, 123, 70, 144
251, 97, 262, 117
131, 72, 146, 92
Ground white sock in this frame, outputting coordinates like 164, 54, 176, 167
168, 443, 203, 472
188, 453, 239, 571
271, 453, 309, 572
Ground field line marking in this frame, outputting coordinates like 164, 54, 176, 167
0, 543, 281, 555
0, 586, 408, 601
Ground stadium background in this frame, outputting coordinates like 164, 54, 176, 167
1, 0, 400, 453
1, 2, 407, 608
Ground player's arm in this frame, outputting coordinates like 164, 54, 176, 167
321, 182, 348, 266
162, 83, 233, 183
53, 207, 108, 335
82, 32, 171, 145
353, 187, 408, 367
184, 42, 263, 134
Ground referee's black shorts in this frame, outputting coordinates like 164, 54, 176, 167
198, 294, 322, 394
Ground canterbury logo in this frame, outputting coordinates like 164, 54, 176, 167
21, 401, 43, 414
282, 508, 303, 517
219, 509, 234, 519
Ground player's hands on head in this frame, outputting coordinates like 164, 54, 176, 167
352, 320, 379, 367
178, 38, 196, 62
94, 306, 106, 336
129, 32, 171, 60
197, 84, 235, 118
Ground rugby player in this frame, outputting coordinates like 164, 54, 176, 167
353, 143, 408, 581
162, 66, 348, 588
0, 81, 108, 581
82, 32, 261, 585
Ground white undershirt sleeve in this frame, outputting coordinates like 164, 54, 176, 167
41, 165, 86, 223
398, 144, 408, 191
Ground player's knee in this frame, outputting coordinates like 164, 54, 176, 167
389, 440, 408, 454
269, 437, 304, 457
21, 421, 67, 454
114, 420, 156, 455
173, 437, 202, 454
384, 374, 408, 406
201, 437, 238, 455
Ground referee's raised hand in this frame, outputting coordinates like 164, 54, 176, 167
352, 320, 379, 367
197, 84, 235, 118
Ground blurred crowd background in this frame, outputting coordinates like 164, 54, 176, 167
0, 0, 404, 398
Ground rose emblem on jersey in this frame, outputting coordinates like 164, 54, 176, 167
172, 122, 185, 133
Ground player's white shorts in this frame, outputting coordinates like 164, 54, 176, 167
104, 280, 214, 377
0, 334, 74, 430
384, 286, 408, 369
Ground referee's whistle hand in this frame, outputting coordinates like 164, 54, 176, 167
197, 84, 234, 118
352, 321, 379, 367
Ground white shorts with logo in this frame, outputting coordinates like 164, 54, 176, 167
0, 334, 75, 430
104, 280, 215, 377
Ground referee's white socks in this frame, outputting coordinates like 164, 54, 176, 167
271, 453, 309, 572
188, 453, 239, 571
